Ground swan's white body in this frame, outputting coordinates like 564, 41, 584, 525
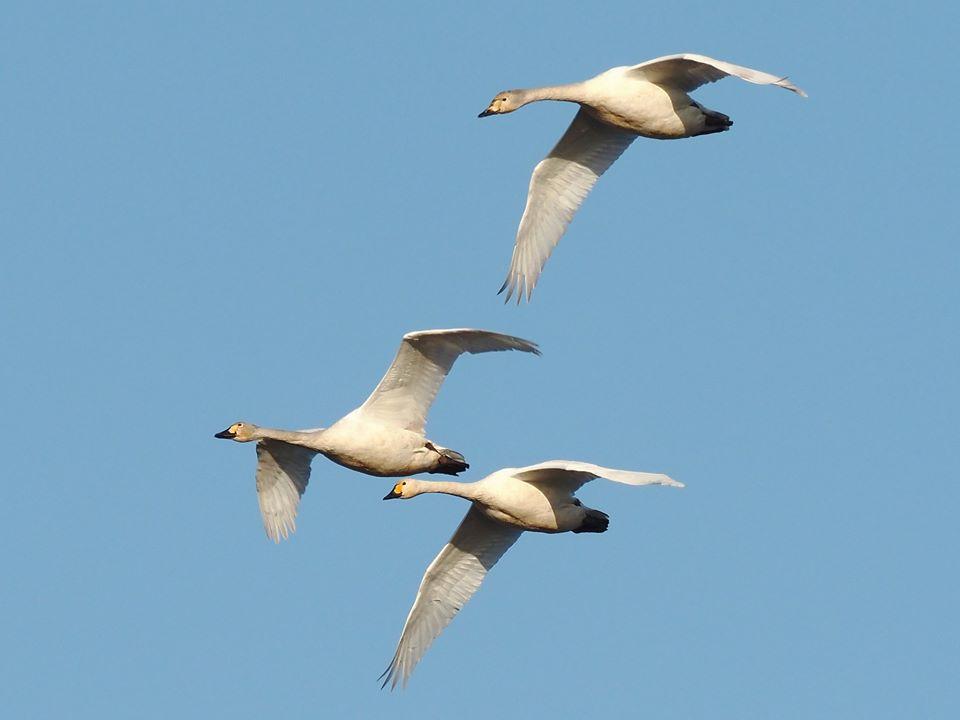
478, 53, 807, 302
380, 460, 684, 689
215, 329, 540, 542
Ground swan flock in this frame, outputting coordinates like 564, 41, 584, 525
214, 51, 805, 689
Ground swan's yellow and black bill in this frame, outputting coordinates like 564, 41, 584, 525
478, 108, 494, 118
383, 482, 404, 500
214, 427, 236, 439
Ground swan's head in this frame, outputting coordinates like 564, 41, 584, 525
382, 479, 417, 500
478, 90, 524, 117
214, 422, 257, 442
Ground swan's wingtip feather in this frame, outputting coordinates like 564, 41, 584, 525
498, 277, 515, 304
776, 75, 807, 97
378, 663, 395, 691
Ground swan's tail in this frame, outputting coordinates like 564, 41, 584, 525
573, 508, 610, 534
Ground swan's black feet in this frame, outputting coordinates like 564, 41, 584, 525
573, 508, 610, 534
426, 443, 470, 475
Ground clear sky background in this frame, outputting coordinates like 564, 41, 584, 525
2, 2, 958, 718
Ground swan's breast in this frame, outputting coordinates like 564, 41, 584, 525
476, 479, 570, 533
583, 79, 693, 139
320, 419, 425, 475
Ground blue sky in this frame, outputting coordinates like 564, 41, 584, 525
2, 1, 958, 718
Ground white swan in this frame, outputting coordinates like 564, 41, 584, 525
215, 329, 540, 542
379, 460, 684, 688
479, 53, 807, 302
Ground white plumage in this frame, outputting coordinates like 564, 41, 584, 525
479, 53, 807, 302
215, 329, 540, 542
380, 460, 684, 688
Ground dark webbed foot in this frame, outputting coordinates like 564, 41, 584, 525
573, 508, 610, 533
425, 442, 469, 475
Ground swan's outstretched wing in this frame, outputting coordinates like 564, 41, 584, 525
380, 506, 522, 690
629, 53, 807, 96
357, 329, 539, 434
500, 108, 636, 303
514, 459, 683, 494
255, 439, 317, 543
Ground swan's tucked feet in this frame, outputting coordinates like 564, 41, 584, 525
572, 508, 610, 534
691, 101, 732, 134
426, 443, 469, 475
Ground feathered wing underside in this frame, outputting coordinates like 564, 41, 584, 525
628, 53, 807, 96
255, 439, 317, 543
380, 506, 523, 690
513, 459, 684, 494
500, 108, 636, 303
357, 329, 539, 434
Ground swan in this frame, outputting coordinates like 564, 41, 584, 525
379, 460, 684, 689
214, 329, 540, 542
478, 53, 807, 302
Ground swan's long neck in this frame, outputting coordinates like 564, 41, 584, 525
252, 426, 330, 452
410, 479, 480, 501
518, 82, 589, 106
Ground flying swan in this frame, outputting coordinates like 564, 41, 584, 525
478, 53, 807, 302
379, 460, 684, 688
215, 329, 539, 542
